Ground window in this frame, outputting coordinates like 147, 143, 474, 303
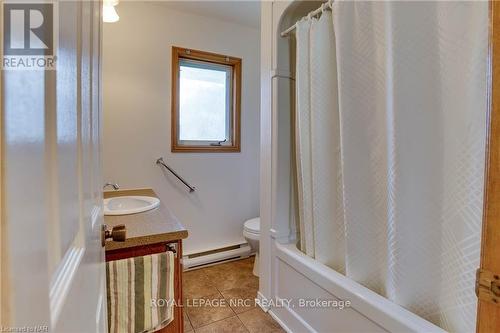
171, 47, 241, 152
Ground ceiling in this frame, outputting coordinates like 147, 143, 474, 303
156, 1, 261, 29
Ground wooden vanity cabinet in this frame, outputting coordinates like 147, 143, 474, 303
105, 240, 184, 333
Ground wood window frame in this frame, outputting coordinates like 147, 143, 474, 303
171, 46, 242, 153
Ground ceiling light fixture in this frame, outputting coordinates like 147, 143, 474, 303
103, 0, 119, 23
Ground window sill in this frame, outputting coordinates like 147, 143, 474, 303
171, 145, 241, 153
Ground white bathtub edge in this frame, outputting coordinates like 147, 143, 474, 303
274, 242, 447, 333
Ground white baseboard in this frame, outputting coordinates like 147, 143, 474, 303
256, 291, 270, 312
256, 291, 296, 332
268, 309, 294, 333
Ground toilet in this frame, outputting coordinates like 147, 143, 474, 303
243, 217, 260, 277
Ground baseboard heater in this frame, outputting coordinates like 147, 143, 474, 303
182, 243, 252, 270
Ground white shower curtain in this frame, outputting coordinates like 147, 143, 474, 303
295, 2, 488, 332
296, 10, 345, 272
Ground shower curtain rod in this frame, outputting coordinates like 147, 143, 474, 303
281, 0, 334, 37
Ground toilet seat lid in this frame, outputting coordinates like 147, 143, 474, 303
244, 217, 260, 233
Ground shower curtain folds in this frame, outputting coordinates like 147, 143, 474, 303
293, 2, 488, 332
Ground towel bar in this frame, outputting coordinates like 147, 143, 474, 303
156, 157, 196, 193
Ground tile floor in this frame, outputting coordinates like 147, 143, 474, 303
183, 257, 285, 333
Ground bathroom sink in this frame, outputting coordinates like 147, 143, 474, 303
104, 196, 160, 216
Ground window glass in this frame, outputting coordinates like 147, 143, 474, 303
171, 47, 241, 152
179, 59, 231, 142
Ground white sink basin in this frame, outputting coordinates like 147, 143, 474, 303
104, 196, 160, 216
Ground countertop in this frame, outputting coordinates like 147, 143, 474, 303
104, 188, 188, 251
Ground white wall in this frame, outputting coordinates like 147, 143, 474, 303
102, 1, 260, 254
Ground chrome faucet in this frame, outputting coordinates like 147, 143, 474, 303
103, 182, 120, 191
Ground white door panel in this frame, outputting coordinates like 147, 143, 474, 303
2, 1, 105, 332
3, 60, 52, 329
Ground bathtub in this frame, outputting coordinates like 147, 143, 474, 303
265, 242, 446, 333
259, 2, 452, 332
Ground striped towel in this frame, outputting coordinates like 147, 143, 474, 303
106, 252, 175, 333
